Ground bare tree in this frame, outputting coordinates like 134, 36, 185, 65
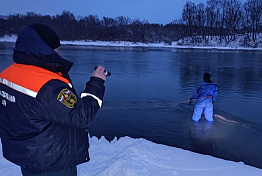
195, 3, 206, 39
206, 0, 224, 39
102, 17, 117, 27
243, 0, 262, 42
116, 16, 132, 26
182, 1, 197, 28
224, 0, 243, 40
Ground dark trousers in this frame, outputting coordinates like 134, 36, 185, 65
21, 166, 77, 176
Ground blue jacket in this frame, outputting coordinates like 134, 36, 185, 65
0, 26, 105, 173
191, 82, 218, 104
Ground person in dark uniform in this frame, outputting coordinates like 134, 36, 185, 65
0, 23, 106, 176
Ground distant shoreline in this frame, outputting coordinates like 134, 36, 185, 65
1, 35, 262, 51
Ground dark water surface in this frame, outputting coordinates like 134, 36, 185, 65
1, 42, 262, 169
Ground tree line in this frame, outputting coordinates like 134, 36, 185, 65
0, 11, 185, 44
0, 0, 261, 45
179, 0, 262, 45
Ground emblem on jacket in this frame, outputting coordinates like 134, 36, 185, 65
57, 88, 77, 108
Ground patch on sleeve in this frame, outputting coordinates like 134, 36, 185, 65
57, 88, 77, 108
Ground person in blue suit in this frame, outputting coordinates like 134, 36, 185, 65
189, 73, 218, 122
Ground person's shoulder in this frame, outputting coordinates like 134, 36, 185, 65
206, 82, 218, 89
38, 79, 74, 98
198, 82, 206, 87
199, 82, 217, 89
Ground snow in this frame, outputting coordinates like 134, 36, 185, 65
0, 35, 17, 43
2, 34, 262, 50
1, 136, 262, 176
1, 35, 262, 175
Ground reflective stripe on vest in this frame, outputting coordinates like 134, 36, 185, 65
0, 77, 37, 97
80, 92, 102, 107
0, 63, 71, 98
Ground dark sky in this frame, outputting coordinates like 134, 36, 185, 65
0, 0, 244, 24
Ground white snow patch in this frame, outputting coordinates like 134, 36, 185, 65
1, 136, 260, 176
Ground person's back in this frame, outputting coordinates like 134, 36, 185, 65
189, 73, 218, 122
0, 23, 106, 176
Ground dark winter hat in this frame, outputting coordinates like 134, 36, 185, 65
203, 72, 211, 79
203, 72, 212, 82
30, 23, 61, 49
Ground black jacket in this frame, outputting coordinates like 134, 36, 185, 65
0, 25, 105, 173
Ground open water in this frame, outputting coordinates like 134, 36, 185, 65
1, 42, 262, 169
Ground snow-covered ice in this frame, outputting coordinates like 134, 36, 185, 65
1, 136, 262, 176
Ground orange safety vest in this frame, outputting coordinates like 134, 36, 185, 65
0, 63, 71, 98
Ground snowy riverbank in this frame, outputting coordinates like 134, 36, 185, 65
1, 34, 262, 51
1, 136, 262, 176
